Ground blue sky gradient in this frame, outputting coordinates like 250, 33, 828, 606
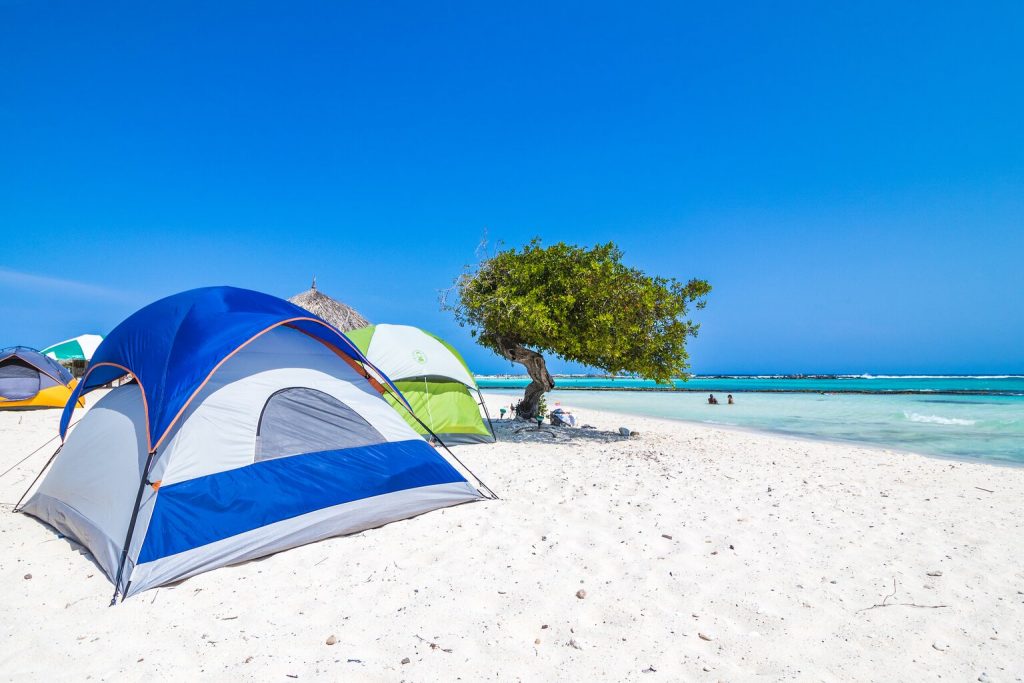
2, 1, 1022, 374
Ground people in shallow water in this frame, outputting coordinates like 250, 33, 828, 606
708, 393, 718, 405
727, 394, 734, 405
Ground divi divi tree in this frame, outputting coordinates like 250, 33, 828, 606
444, 239, 711, 419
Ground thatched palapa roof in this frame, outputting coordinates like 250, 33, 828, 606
289, 277, 370, 332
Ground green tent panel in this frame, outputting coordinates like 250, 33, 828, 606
349, 324, 494, 445
389, 378, 492, 442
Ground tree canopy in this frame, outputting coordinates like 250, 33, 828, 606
445, 239, 711, 417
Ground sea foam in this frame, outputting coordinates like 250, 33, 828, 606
903, 411, 977, 426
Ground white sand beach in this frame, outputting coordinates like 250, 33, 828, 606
1, 391, 1022, 681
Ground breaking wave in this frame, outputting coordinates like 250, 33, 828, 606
903, 411, 977, 426
856, 374, 1021, 380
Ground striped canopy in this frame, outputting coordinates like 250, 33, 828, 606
41, 334, 104, 361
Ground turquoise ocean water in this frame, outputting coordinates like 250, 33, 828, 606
478, 376, 1024, 465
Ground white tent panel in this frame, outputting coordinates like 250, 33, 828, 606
158, 326, 422, 486
366, 324, 477, 388
21, 384, 150, 583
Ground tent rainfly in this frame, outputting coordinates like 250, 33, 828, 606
19, 287, 490, 601
0, 346, 84, 409
347, 324, 496, 445
41, 334, 104, 362
288, 277, 370, 332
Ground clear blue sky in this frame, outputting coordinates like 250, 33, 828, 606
2, 1, 1022, 375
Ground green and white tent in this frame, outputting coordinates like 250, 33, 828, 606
347, 324, 495, 445
40, 334, 104, 361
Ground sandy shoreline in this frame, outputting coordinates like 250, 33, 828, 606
1, 392, 1022, 681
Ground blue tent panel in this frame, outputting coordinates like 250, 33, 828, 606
137, 438, 464, 564
59, 287, 407, 449
0, 346, 73, 385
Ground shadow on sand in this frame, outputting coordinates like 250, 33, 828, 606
490, 419, 633, 445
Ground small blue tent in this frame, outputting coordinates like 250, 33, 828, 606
21, 286, 489, 600
0, 346, 82, 409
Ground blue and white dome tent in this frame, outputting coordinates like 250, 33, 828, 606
19, 286, 491, 601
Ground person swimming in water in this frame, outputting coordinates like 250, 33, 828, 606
708, 393, 718, 405
727, 394, 734, 405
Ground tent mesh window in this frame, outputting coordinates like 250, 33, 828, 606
0, 359, 41, 400
255, 387, 386, 461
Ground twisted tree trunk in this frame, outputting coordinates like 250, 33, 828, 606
495, 338, 554, 419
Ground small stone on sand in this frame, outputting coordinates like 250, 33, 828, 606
325, 635, 336, 646
576, 589, 587, 599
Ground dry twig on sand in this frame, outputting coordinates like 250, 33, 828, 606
856, 577, 949, 612
415, 634, 453, 653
